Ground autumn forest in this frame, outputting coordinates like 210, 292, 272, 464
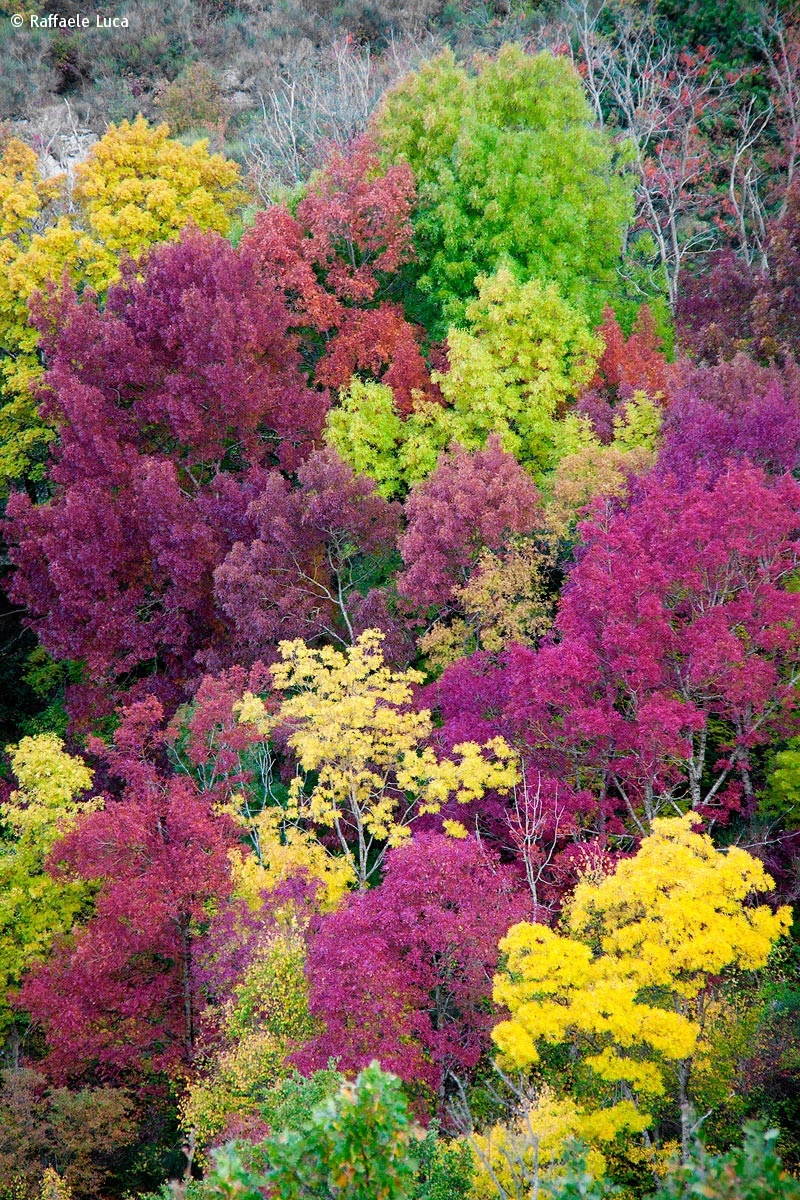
1, 0, 800, 1197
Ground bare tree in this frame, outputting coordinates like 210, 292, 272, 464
565, 0, 738, 310
246, 34, 434, 199
450, 1068, 547, 1200
753, 6, 800, 212
727, 95, 772, 269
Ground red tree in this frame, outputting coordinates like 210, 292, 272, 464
578, 305, 669, 442
5, 232, 323, 718
504, 464, 800, 829
214, 447, 401, 658
19, 698, 238, 1085
242, 136, 436, 414
431, 464, 800, 865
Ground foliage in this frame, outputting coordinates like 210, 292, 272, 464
0, 119, 244, 487
214, 446, 401, 659
411, 1127, 474, 1200
456, 463, 800, 839
204, 1062, 422, 1200
492, 815, 792, 1155
0, 735, 99, 1039
764, 736, 800, 829
19, 700, 238, 1085
653, 1122, 800, 1200
2, 11, 800, 1195
0, 1068, 135, 1200
466, 1102, 621, 1199
327, 268, 605, 495
258, 1068, 344, 1136
239, 629, 519, 889
241, 136, 433, 414
431, 270, 603, 483
678, 177, 800, 365
659, 356, 800, 480
399, 436, 543, 611
73, 116, 243, 259
375, 46, 633, 334
300, 833, 529, 1109
183, 926, 314, 1148
398, 436, 552, 666
5, 229, 321, 720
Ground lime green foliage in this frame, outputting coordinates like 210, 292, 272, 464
432, 270, 603, 480
204, 1062, 422, 1200
326, 269, 604, 496
325, 379, 408, 498
547, 394, 662, 535
182, 930, 315, 1148
0, 118, 244, 487
0, 735, 101, 1036
763, 737, 800, 828
375, 46, 633, 334
492, 815, 792, 1159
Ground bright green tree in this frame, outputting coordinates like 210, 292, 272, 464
326, 268, 610, 495
375, 46, 633, 335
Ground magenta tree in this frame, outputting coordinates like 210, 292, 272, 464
298, 832, 529, 1115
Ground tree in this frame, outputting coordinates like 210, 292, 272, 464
499, 464, 800, 832
182, 920, 315, 1149
569, 0, 734, 312
492, 814, 792, 1164
677, 179, 800, 365
205, 1063, 421, 1200
0, 735, 100, 1045
214, 447, 400, 658
376, 46, 632, 334
0, 119, 244, 488
241, 136, 435, 415
5, 229, 321, 719
326, 269, 605, 496
659, 355, 800, 480
399, 437, 543, 612
430, 270, 603, 482
577, 306, 669, 444
0, 1068, 135, 1200
654, 1122, 800, 1200
72, 116, 243, 260
19, 699, 238, 1085
300, 833, 529, 1110
397, 436, 552, 668
240, 629, 519, 890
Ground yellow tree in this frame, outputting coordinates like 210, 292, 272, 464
0, 735, 101, 1045
182, 926, 315, 1148
0, 118, 244, 487
237, 628, 519, 890
492, 814, 792, 1165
